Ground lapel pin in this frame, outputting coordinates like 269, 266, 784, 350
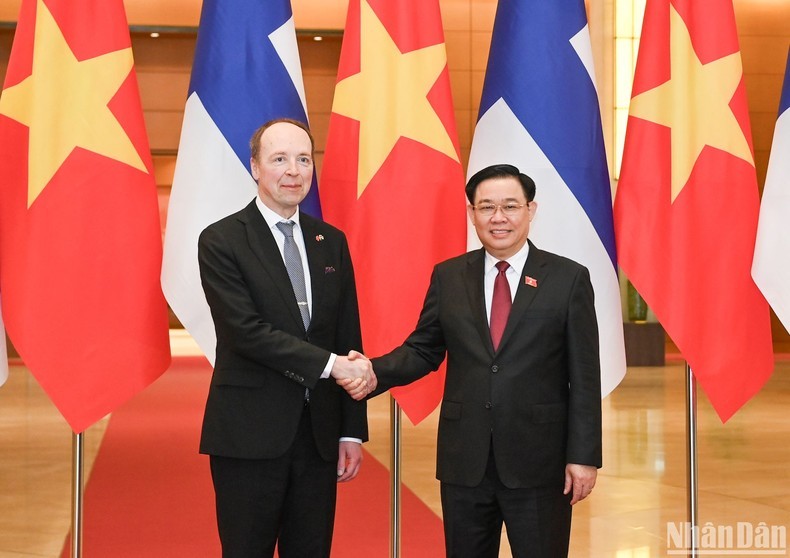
325, 266, 336, 274
524, 276, 538, 288
315, 234, 324, 242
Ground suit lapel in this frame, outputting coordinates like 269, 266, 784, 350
464, 249, 494, 353
497, 240, 548, 352
240, 201, 305, 331
300, 214, 326, 330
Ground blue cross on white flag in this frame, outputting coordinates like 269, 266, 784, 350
162, 0, 318, 362
753, 48, 790, 333
468, 0, 626, 396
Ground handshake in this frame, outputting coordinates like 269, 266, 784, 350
330, 350, 377, 401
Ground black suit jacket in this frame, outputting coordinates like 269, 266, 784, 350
197, 200, 367, 462
372, 241, 601, 489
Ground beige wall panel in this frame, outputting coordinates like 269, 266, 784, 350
134, 33, 190, 153
470, 0, 497, 33
307, 112, 331, 153
293, 0, 347, 31
591, 0, 615, 177
449, 68, 472, 112
0, 0, 352, 29
152, 155, 176, 187
445, 30, 472, 72
144, 111, 184, 152
741, 36, 790, 75
751, 111, 782, 151
298, 36, 342, 75
455, 107, 473, 152
0, 3, 18, 21
125, 0, 199, 26
471, 31, 492, 72
471, 69, 486, 111
459, 150, 471, 172
754, 149, 770, 187
137, 71, 190, 111
303, 74, 339, 114
0, 0, 351, 30
440, 0, 472, 32
299, 35, 340, 151
745, 72, 787, 112
588, 0, 613, 75
0, 31, 11, 76
755, 146, 772, 187
314, 153, 327, 183
5, 0, 198, 27
131, 34, 195, 70
762, 109, 784, 145
17, 0, 776, 50
734, 0, 790, 37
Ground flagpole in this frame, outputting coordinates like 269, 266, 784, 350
389, 397, 402, 558
685, 364, 699, 557
71, 431, 85, 558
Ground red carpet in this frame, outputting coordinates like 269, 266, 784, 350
61, 356, 443, 557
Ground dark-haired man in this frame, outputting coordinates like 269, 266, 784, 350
363, 164, 602, 557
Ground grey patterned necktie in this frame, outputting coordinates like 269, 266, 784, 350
275, 221, 310, 330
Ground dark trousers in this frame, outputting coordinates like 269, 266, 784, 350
209, 407, 337, 558
441, 450, 572, 558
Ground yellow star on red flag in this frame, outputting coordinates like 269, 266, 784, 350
0, 0, 147, 207
331, 0, 459, 198
614, 0, 773, 422
0, 0, 170, 433
627, 4, 753, 202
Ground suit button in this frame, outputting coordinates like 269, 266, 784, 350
485, 402, 492, 409
491, 365, 499, 373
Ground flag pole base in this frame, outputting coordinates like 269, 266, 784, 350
71, 431, 84, 558
390, 397, 402, 558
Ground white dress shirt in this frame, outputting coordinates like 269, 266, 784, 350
256, 197, 359, 445
483, 240, 530, 324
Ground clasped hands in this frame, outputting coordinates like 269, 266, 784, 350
330, 350, 376, 400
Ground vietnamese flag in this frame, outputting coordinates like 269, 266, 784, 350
613, 0, 773, 422
320, 0, 466, 424
0, 0, 171, 432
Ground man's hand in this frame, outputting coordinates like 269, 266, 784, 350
331, 350, 377, 400
336, 441, 363, 482
563, 463, 597, 505
347, 350, 377, 390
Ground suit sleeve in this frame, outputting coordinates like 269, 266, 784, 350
565, 266, 603, 468
371, 266, 449, 394
198, 224, 329, 388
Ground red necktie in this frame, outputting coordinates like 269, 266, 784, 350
490, 261, 511, 350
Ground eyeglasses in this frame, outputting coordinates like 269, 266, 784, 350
472, 202, 529, 216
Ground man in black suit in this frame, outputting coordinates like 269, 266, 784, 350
362, 164, 602, 557
197, 118, 373, 558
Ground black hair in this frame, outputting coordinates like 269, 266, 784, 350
465, 164, 536, 204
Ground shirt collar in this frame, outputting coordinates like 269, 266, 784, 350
484, 240, 530, 275
255, 196, 302, 231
